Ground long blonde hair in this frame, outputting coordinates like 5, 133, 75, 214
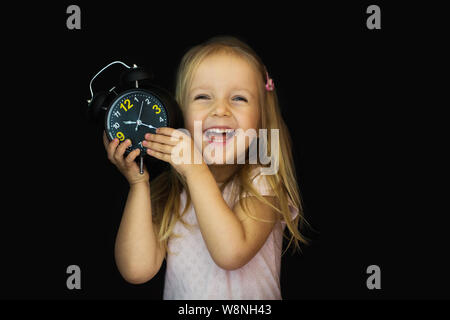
150, 36, 309, 254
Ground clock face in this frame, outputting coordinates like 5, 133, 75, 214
105, 89, 169, 154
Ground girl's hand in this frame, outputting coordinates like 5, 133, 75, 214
143, 127, 206, 179
103, 131, 149, 185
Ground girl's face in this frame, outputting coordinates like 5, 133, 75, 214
184, 52, 261, 165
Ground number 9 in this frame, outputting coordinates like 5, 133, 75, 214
116, 132, 125, 141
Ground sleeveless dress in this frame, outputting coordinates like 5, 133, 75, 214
163, 168, 298, 300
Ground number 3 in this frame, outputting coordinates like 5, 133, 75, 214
152, 104, 161, 114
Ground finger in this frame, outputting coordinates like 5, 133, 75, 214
147, 148, 171, 163
104, 131, 118, 152
114, 139, 132, 161
125, 148, 141, 164
154, 127, 180, 138
145, 132, 181, 146
106, 138, 120, 162
144, 140, 173, 154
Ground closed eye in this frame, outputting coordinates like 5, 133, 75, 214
232, 96, 248, 102
194, 94, 210, 100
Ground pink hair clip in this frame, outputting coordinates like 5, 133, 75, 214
265, 71, 275, 91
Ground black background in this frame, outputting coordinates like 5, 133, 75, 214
1, 1, 447, 300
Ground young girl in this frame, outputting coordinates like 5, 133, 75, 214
103, 36, 308, 299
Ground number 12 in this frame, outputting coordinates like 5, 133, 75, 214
120, 99, 134, 111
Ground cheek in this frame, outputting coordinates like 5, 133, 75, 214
184, 107, 208, 132
237, 107, 260, 130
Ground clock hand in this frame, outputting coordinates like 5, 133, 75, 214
123, 121, 137, 125
136, 101, 144, 131
139, 122, 157, 129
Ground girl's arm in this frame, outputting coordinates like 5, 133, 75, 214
103, 132, 164, 284
143, 128, 278, 271
185, 166, 278, 270
114, 181, 166, 284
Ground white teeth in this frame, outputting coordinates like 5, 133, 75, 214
205, 128, 235, 134
204, 128, 236, 142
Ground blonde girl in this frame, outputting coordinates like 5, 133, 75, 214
103, 36, 308, 299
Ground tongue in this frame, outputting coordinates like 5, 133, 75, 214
211, 133, 226, 141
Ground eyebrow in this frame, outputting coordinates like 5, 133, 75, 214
190, 86, 255, 98
189, 86, 209, 93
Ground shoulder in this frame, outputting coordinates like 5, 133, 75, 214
244, 165, 299, 222
244, 165, 275, 197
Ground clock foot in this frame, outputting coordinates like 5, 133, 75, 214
139, 155, 144, 175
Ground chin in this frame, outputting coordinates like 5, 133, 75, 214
203, 145, 248, 166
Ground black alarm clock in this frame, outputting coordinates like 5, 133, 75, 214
87, 61, 183, 174
105, 88, 168, 153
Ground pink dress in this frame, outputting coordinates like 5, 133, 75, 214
163, 169, 299, 300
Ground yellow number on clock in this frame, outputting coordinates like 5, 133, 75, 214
120, 99, 134, 111
116, 132, 125, 141
152, 104, 161, 114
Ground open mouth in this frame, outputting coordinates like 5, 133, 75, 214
203, 128, 236, 144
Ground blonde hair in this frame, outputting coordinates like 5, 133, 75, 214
150, 36, 309, 254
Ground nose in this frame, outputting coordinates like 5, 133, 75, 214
211, 99, 231, 117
